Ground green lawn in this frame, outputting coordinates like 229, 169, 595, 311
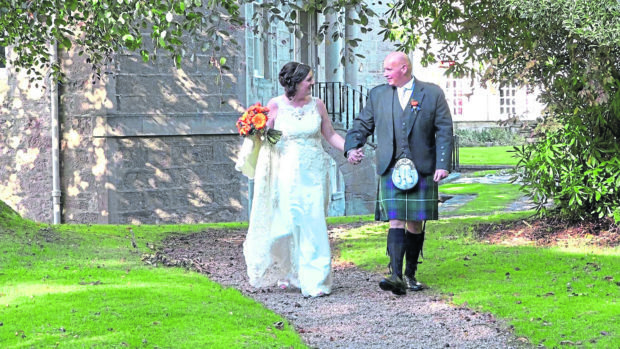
0, 202, 305, 349
336, 212, 620, 348
459, 146, 519, 165
3, 179, 619, 348
439, 183, 524, 216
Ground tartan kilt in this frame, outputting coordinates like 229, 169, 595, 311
375, 168, 439, 222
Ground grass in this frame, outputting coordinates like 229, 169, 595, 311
3, 176, 618, 348
336, 212, 620, 348
459, 146, 519, 165
439, 183, 524, 216
0, 202, 305, 349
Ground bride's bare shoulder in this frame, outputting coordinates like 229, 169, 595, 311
266, 96, 284, 111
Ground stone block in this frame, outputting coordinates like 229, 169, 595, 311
144, 189, 189, 210
117, 55, 161, 75
119, 211, 154, 225
117, 96, 164, 113
114, 74, 157, 96
345, 199, 375, 216
170, 144, 214, 165
197, 164, 237, 185
119, 169, 156, 190
117, 191, 146, 211
67, 212, 101, 224
146, 149, 173, 168
113, 148, 148, 168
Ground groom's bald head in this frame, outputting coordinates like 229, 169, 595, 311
383, 52, 413, 87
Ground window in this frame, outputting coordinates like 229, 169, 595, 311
444, 78, 464, 117
253, 31, 268, 78
499, 84, 517, 116
252, 4, 271, 79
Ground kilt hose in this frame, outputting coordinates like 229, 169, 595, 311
375, 167, 439, 222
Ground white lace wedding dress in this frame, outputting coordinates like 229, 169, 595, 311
242, 96, 332, 297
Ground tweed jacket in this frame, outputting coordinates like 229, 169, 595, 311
344, 79, 454, 176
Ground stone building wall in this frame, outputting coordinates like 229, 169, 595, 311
57, 49, 112, 223
322, 131, 377, 216
57, 27, 249, 224
0, 49, 53, 222
105, 135, 245, 224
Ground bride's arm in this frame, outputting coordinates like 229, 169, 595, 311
266, 98, 279, 128
317, 99, 345, 152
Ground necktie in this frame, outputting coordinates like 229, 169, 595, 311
400, 87, 410, 110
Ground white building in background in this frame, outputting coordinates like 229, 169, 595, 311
412, 59, 545, 129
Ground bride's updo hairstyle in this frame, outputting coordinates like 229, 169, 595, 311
279, 62, 311, 100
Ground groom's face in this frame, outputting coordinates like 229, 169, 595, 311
383, 57, 408, 87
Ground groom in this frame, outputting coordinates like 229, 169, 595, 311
345, 52, 453, 295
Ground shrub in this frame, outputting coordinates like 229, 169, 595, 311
455, 128, 525, 147
514, 106, 620, 222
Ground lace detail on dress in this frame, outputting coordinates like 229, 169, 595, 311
243, 96, 332, 297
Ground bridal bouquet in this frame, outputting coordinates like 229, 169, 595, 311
236, 102, 282, 144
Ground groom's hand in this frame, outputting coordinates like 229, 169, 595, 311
347, 148, 364, 165
434, 169, 449, 182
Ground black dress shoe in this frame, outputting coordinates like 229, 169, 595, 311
405, 275, 423, 291
379, 274, 407, 295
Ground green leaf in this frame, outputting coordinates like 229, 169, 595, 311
360, 15, 368, 26
61, 37, 72, 50
219, 57, 227, 66
140, 50, 149, 62
68, 0, 78, 11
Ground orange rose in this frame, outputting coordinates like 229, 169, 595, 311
252, 113, 267, 129
240, 124, 251, 135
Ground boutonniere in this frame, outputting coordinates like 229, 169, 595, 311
410, 99, 421, 112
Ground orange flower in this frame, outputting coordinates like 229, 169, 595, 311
251, 113, 267, 130
235, 102, 279, 143
240, 124, 251, 135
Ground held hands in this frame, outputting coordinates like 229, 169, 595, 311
434, 169, 449, 183
347, 148, 364, 165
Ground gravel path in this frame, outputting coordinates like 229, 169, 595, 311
159, 224, 533, 349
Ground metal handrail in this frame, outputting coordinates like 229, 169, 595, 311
313, 82, 373, 141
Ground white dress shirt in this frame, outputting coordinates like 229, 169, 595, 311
397, 77, 415, 110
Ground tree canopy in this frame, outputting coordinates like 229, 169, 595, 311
0, 0, 376, 83
0, 0, 243, 82
382, 0, 620, 221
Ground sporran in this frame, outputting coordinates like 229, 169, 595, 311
392, 158, 419, 191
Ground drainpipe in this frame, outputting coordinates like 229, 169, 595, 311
244, 3, 253, 219
50, 40, 62, 224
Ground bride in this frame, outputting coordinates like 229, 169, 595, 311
236, 62, 345, 297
